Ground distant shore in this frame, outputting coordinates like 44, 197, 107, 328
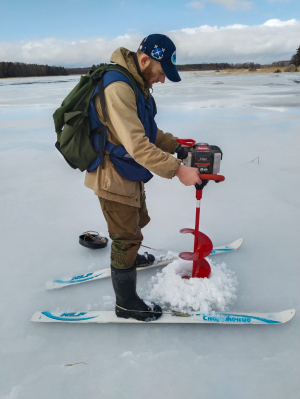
0, 74, 81, 80
1, 67, 298, 80
187, 66, 299, 75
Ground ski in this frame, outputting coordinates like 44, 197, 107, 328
210, 238, 243, 254
31, 308, 295, 325
46, 238, 243, 290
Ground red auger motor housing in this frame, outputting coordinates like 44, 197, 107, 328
182, 143, 223, 175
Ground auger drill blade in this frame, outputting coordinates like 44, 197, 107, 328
179, 229, 213, 258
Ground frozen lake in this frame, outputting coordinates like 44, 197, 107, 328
0, 71, 300, 399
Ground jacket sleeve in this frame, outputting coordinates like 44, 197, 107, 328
155, 127, 179, 154
101, 81, 181, 179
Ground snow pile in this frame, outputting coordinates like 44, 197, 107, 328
155, 251, 179, 262
146, 259, 238, 313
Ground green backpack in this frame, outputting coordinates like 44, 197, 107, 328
53, 64, 139, 172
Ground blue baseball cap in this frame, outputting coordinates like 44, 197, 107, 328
139, 34, 181, 82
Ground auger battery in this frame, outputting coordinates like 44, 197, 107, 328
183, 143, 223, 174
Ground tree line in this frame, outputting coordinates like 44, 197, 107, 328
290, 45, 300, 66
1, 48, 299, 79
65, 63, 108, 75
177, 62, 231, 71
0, 62, 109, 78
176, 62, 263, 71
0, 61, 259, 78
0, 62, 69, 78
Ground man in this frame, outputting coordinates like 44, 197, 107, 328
85, 34, 201, 322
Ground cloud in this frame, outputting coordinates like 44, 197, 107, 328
186, 2, 205, 9
186, 0, 252, 11
182, 26, 219, 34
0, 19, 299, 67
170, 18, 300, 63
221, 24, 248, 29
262, 18, 299, 26
0, 34, 140, 68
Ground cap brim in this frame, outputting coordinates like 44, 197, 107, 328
161, 63, 181, 82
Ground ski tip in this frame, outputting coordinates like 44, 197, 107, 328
233, 238, 243, 247
45, 281, 61, 290
45, 282, 53, 290
31, 311, 42, 322
281, 309, 296, 323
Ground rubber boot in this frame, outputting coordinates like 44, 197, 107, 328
134, 252, 155, 268
111, 265, 162, 322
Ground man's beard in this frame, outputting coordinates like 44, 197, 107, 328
141, 64, 156, 88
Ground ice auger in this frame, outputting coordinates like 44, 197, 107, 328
176, 139, 225, 278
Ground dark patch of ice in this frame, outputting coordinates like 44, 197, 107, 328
263, 83, 287, 86
1, 80, 72, 86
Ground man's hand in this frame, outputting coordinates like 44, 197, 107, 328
175, 164, 202, 186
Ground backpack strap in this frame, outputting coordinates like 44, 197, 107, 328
94, 65, 139, 123
109, 65, 139, 101
97, 79, 107, 169
97, 78, 107, 123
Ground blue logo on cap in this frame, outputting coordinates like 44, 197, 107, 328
151, 45, 165, 60
171, 51, 176, 65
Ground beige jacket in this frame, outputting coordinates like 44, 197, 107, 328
84, 47, 181, 207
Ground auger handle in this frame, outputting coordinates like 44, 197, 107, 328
195, 174, 225, 191
176, 139, 196, 147
199, 174, 225, 182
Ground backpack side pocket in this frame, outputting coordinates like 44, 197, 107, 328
58, 112, 98, 172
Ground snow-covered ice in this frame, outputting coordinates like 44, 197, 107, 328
0, 71, 299, 399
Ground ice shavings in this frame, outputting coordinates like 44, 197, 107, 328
154, 251, 179, 262
146, 259, 238, 313
144, 301, 155, 310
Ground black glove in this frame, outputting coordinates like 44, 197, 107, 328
176, 145, 189, 160
195, 180, 209, 191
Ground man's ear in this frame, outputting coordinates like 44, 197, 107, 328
139, 55, 151, 70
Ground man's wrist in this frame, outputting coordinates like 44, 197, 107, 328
175, 163, 182, 177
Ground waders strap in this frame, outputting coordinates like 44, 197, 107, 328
97, 79, 107, 169
91, 124, 107, 169
99, 128, 105, 169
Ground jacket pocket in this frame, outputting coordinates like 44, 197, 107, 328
103, 159, 137, 197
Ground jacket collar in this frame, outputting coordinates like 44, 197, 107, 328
110, 47, 150, 100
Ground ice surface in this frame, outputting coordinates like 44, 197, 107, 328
0, 72, 300, 399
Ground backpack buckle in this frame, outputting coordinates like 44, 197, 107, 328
92, 73, 103, 82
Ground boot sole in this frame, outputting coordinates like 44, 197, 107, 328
135, 261, 154, 268
115, 306, 162, 322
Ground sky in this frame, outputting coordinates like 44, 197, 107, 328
0, 0, 299, 67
